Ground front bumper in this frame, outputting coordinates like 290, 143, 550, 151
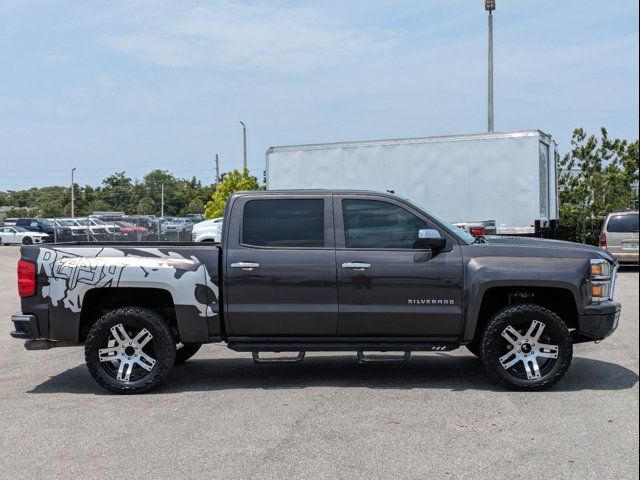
10, 312, 40, 339
577, 301, 621, 340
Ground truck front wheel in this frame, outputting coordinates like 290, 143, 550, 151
85, 307, 176, 394
479, 304, 573, 390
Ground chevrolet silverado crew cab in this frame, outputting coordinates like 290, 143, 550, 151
11, 191, 621, 393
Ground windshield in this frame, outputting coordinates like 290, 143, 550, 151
13, 226, 29, 232
75, 220, 91, 226
91, 218, 106, 225
407, 200, 476, 244
607, 213, 639, 233
57, 220, 77, 226
40, 220, 54, 226
118, 221, 133, 227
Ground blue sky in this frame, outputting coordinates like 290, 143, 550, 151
1, 0, 638, 190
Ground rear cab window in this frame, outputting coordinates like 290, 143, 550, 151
242, 199, 325, 248
606, 213, 639, 233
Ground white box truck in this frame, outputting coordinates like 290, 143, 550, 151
266, 130, 559, 236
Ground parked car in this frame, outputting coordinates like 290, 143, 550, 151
185, 214, 206, 224
16, 218, 56, 235
53, 219, 89, 238
115, 221, 149, 239
124, 216, 158, 233
83, 217, 122, 238
192, 217, 223, 242
600, 211, 639, 265
160, 218, 194, 242
0, 226, 49, 245
161, 217, 193, 233
11, 190, 621, 394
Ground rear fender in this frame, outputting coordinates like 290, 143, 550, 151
33, 246, 219, 342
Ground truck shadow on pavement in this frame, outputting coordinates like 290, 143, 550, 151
28, 354, 639, 395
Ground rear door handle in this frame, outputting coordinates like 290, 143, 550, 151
341, 262, 371, 270
230, 262, 260, 271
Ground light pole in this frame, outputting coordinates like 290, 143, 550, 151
239, 121, 247, 170
161, 182, 165, 218
71, 167, 77, 218
486, 0, 495, 133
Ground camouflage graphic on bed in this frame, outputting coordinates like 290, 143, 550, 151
36, 246, 218, 317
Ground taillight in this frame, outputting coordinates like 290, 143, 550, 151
469, 226, 485, 237
17, 260, 36, 298
600, 231, 607, 248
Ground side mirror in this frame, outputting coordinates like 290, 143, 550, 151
414, 229, 446, 252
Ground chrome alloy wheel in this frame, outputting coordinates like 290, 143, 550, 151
499, 320, 559, 380
98, 324, 156, 382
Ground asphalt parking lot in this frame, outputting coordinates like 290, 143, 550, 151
0, 245, 637, 480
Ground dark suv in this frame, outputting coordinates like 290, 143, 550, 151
15, 218, 60, 242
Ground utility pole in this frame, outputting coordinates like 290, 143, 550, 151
239, 121, 247, 170
71, 167, 76, 217
215, 154, 221, 183
161, 182, 165, 218
486, 0, 495, 133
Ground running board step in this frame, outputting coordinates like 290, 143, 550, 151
357, 351, 411, 364
252, 351, 305, 364
228, 342, 458, 353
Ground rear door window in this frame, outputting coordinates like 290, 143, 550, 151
243, 199, 325, 248
607, 214, 639, 233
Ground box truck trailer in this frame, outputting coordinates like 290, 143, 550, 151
266, 130, 559, 236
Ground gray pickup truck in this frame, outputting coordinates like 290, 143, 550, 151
11, 190, 621, 393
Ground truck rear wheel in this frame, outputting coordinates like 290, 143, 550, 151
85, 307, 176, 394
479, 304, 573, 390
175, 343, 202, 364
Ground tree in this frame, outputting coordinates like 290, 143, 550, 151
136, 197, 156, 215
102, 172, 134, 213
558, 128, 639, 244
184, 198, 204, 215
204, 168, 261, 218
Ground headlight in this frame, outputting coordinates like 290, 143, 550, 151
590, 260, 611, 278
589, 258, 616, 302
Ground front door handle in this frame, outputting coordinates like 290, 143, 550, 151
341, 262, 371, 270
230, 262, 260, 271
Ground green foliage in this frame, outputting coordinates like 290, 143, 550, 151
0, 169, 224, 218
136, 197, 156, 215
558, 128, 639, 244
184, 198, 205, 215
204, 168, 261, 218
2, 207, 35, 218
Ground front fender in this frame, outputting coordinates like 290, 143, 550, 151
462, 256, 589, 342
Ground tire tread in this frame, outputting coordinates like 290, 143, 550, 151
85, 307, 175, 394
479, 304, 573, 391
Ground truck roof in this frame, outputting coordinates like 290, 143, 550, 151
233, 189, 399, 197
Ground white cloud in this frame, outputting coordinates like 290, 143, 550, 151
102, 1, 398, 72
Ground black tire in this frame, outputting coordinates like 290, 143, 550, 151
479, 304, 573, 391
85, 307, 176, 394
22, 236, 33, 245
174, 343, 202, 364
